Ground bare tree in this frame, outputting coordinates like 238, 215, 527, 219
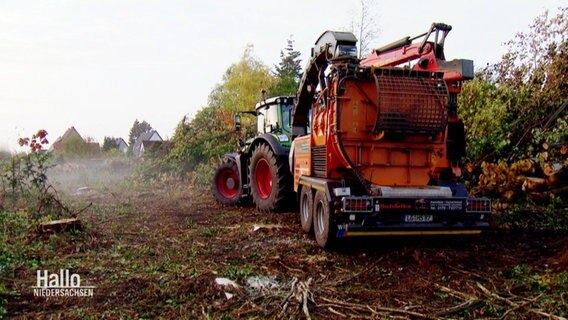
351, 0, 380, 58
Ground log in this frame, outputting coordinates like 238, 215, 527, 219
542, 142, 567, 154
543, 163, 564, 177
544, 163, 568, 188
522, 177, 547, 192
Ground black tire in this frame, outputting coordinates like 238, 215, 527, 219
313, 190, 336, 248
249, 144, 291, 211
213, 160, 242, 206
300, 186, 313, 233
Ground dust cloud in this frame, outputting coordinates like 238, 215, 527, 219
46, 157, 135, 196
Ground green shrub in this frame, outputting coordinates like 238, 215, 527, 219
190, 162, 215, 187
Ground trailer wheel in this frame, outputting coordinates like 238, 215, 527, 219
249, 144, 290, 211
300, 187, 313, 233
313, 190, 335, 248
213, 161, 242, 206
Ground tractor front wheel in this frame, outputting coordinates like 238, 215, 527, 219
249, 144, 290, 211
213, 161, 242, 206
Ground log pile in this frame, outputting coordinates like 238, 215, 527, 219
475, 145, 567, 204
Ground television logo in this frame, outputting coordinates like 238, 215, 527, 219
33, 269, 94, 297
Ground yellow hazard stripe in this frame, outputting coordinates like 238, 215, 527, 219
345, 230, 483, 237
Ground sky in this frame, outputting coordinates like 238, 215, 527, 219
0, 0, 565, 151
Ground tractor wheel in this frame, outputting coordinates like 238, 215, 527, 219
313, 190, 336, 248
300, 187, 313, 233
213, 160, 242, 206
249, 144, 290, 211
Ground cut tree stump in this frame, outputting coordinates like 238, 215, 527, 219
38, 218, 82, 234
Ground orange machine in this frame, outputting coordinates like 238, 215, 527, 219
291, 24, 491, 248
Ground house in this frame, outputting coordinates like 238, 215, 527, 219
51, 126, 83, 151
133, 130, 163, 157
102, 137, 128, 153
50, 126, 100, 156
114, 138, 129, 153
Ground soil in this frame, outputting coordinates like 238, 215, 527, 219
5, 181, 568, 319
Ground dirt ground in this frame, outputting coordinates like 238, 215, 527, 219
5, 175, 568, 319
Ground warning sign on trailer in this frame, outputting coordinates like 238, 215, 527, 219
429, 200, 464, 211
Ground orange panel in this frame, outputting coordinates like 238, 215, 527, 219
324, 78, 451, 187
293, 135, 311, 191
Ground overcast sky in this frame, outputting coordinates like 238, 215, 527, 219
0, 0, 565, 151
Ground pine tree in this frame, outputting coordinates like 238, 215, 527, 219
271, 37, 302, 96
275, 38, 302, 80
102, 137, 119, 152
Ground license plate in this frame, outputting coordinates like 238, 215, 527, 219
404, 215, 433, 223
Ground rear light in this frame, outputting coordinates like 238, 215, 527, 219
343, 197, 373, 213
466, 198, 491, 213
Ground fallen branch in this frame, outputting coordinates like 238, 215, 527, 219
435, 283, 476, 301
300, 278, 313, 320
436, 298, 483, 317
327, 307, 347, 318
75, 202, 93, 216
318, 297, 438, 320
280, 277, 314, 320
278, 261, 304, 274
476, 282, 566, 320
500, 294, 542, 320
317, 302, 374, 315
448, 266, 485, 280
529, 310, 567, 320
330, 260, 380, 286
476, 282, 516, 307
280, 277, 297, 315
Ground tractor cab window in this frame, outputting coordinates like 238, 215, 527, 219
258, 104, 279, 133
281, 103, 292, 133
256, 112, 265, 134
265, 104, 279, 132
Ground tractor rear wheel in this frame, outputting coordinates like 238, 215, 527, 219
313, 190, 336, 248
300, 187, 313, 233
249, 144, 290, 211
213, 160, 242, 206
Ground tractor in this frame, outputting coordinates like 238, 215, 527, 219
213, 96, 294, 211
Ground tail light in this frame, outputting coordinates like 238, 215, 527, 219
343, 197, 374, 213
466, 198, 491, 213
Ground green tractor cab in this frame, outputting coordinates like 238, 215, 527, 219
213, 96, 294, 211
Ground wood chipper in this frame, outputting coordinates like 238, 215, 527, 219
290, 23, 491, 247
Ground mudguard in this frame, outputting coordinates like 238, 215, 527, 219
250, 134, 290, 157
223, 153, 238, 163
